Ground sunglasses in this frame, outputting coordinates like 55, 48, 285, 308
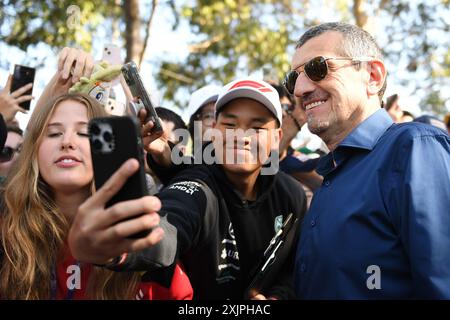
281, 103, 295, 113
195, 111, 215, 122
0, 145, 21, 163
282, 56, 373, 94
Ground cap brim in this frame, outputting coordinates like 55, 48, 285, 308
215, 88, 278, 123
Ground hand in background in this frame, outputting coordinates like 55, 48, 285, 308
0, 75, 32, 122
58, 47, 94, 84
138, 108, 174, 168
35, 47, 95, 111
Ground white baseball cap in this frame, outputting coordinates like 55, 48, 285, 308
215, 78, 282, 126
186, 85, 222, 120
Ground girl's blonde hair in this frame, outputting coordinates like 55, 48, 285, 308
0, 93, 140, 299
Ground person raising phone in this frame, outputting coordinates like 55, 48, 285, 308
69, 79, 307, 300
0, 74, 33, 123
0, 93, 192, 299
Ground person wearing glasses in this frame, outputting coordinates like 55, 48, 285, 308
186, 84, 221, 146
271, 83, 323, 206
284, 22, 450, 299
0, 126, 23, 183
68, 78, 307, 300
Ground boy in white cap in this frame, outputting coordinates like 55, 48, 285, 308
69, 77, 307, 300
186, 84, 221, 140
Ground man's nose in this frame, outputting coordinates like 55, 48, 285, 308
294, 71, 316, 98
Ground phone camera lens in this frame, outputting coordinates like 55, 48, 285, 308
90, 123, 101, 135
93, 139, 102, 151
103, 131, 113, 142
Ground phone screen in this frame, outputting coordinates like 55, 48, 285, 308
11, 65, 35, 110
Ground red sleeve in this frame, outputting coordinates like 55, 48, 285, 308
137, 263, 193, 300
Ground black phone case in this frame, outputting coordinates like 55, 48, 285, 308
245, 213, 299, 299
89, 116, 150, 239
121, 61, 163, 135
11, 65, 35, 110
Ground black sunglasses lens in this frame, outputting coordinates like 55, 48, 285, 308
305, 56, 328, 81
283, 71, 297, 94
0, 147, 14, 162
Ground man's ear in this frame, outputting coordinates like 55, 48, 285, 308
367, 59, 386, 98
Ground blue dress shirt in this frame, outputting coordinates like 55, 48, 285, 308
295, 109, 450, 299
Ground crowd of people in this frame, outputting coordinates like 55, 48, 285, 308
0, 22, 449, 300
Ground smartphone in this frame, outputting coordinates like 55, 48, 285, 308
11, 64, 35, 110
102, 44, 122, 65
105, 98, 126, 116
121, 61, 163, 135
102, 44, 122, 85
89, 116, 151, 239
245, 213, 298, 299
104, 88, 126, 116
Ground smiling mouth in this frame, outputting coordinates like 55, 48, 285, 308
57, 159, 78, 164
304, 100, 327, 110
55, 156, 82, 165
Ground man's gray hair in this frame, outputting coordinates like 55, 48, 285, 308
296, 22, 382, 59
296, 22, 386, 102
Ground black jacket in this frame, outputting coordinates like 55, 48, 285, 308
112, 161, 307, 299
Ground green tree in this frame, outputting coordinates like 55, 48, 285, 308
0, 0, 163, 67
156, 0, 310, 107
0, 0, 118, 52
0, 0, 448, 114
155, 0, 450, 113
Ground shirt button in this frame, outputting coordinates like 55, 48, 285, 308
310, 220, 316, 227
300, 263, 307, 272
324, 180, 330, 187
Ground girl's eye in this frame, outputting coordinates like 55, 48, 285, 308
47, 132, 62, 137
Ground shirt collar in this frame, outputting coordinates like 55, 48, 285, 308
338, 109, 394, 151
316, 109, 394, 176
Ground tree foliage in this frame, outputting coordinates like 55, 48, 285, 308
155, 0, 450, 114
0, 0, 448, 115
156, 0, 308, 106
0, 0, 120, 52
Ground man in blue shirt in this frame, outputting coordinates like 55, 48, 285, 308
283, 22, 450, 299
